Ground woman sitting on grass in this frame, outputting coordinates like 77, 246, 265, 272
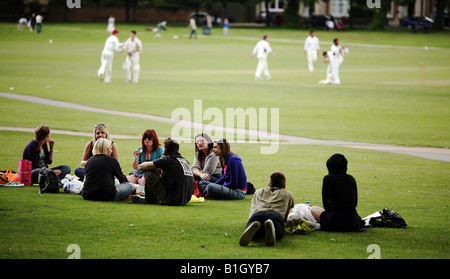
81, 138, 134, 201
22, 125, 71, 184
310, 153, 365, 232
191, 133, 222, 183
75, 124, 119, 181
198, 138, 247, 200
127, 129, 163, 186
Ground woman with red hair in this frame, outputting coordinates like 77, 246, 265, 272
127, 129, 163, 185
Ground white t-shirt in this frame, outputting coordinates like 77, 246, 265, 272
252, 40, 272, 59
304, 36, 319, 51
331, 44, 344, 64
36, 15, 43, 24
189, 18, 197, 30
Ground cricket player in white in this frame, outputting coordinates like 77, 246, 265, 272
98, 29, 122, 83
122, 30, 143, 84
304, 31, 320, 72
330, 38, 344, 85
251, 35, 275, 80
319, 51, 334, 84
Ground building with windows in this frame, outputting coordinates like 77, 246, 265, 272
255, 0, 446, 28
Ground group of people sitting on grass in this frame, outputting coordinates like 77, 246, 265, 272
22, 124, 364, 247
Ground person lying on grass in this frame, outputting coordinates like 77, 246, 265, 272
239, 171, 294, 246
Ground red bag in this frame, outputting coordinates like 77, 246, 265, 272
17, 160, 32, 185
193, 181, 202, 198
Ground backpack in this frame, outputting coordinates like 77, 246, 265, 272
246, 182, 255, 195
38, 168, 61, 193
369, 209, 408, 229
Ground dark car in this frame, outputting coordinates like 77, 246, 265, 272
254, 12, 284, 26
304, 15, 331, 28
402, 16, 434, 31
189, 12, 220, 26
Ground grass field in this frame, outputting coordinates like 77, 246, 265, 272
0, 23, 449, 260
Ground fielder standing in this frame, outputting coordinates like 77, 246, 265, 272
122, 30, 143, 84
251, 35, 275, 80
330, 38, 345, 85
304, 31, 320, 72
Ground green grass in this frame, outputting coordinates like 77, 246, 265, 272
0, 23, 449, 259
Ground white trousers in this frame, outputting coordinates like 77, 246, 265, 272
329, 56, 343, 84
98, 51, 114, 83
255, 56, 269, 78
306, 50, 317, 72
123, 54, 140, 83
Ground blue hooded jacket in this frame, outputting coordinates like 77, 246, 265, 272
216, 153, 247, 192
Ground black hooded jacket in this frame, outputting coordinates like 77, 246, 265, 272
320, 154, 364, 232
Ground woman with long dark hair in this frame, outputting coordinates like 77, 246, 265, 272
198, 138, 247, 200
192, 133, 221, 183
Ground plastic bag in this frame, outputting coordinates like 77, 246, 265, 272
62, 174, 83, 194
285, 203, 321, 234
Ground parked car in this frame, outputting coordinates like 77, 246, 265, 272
254, 12, 284, 26
189, 12, 220, 26
304, 15, 331, 28
402, 16, 434, 31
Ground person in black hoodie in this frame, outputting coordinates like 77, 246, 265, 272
311, 153, 364, 232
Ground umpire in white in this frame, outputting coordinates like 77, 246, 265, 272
304, 31, 320, 72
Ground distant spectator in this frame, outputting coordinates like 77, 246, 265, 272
107, 15, 115, 34
188, 17, 197, 39
35, 14, 43, 34
223, 18, 229, 36
17, 16, 27, 31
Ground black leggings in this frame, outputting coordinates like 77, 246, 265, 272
246, 210, 285, 240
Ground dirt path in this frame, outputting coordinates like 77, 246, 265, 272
1, 92, 449, 162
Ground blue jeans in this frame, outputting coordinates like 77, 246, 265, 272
198, 181, 245, 200
114, 182, 133, 201
74, 167, 85, 181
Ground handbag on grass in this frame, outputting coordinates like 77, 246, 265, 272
17, 159, 32, 186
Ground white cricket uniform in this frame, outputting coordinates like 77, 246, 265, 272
98, 35, 121, 83
304, 35, 320, 72
252, 39, 272, 79
122, 36, 143, 83
107, 17, 115, 33
330, 44, 344, 84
